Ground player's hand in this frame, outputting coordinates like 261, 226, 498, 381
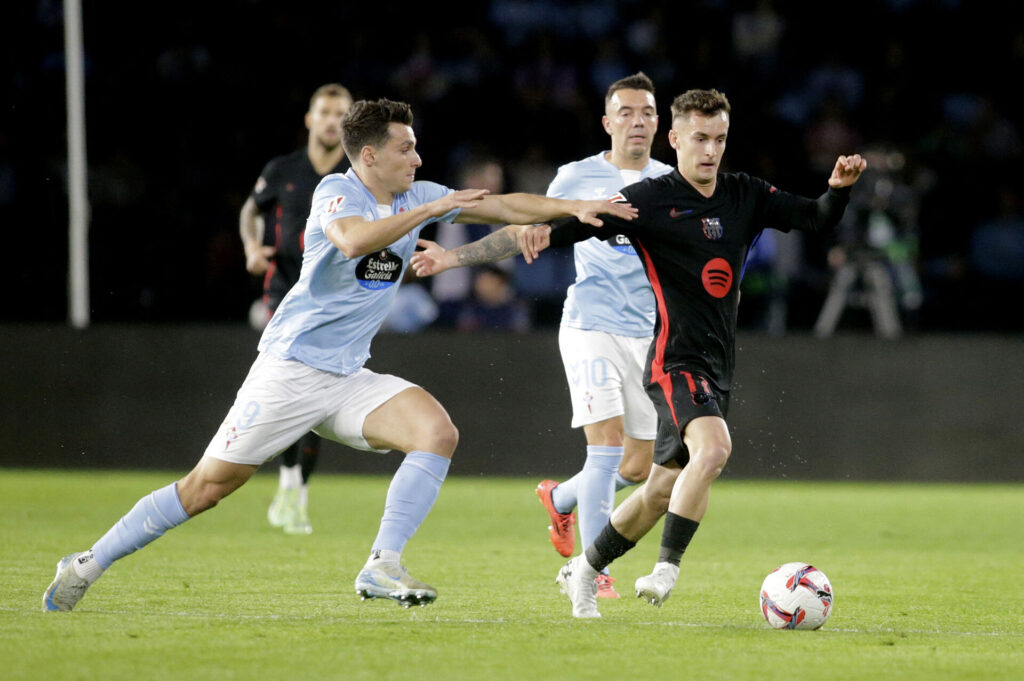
432, 188, 490, 217
245, 245, 276, 275
411, 239, 452, 277
828, 154, 867, 188
518, 224, 551, 264
572, 199, 638, 227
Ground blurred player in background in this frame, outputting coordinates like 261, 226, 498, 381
42, 98, 637, 613
239, 83, 352, 535
529, 72, 672, 598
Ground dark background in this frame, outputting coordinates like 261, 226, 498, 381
2, 2, 1023, 481
5, 326, 1023, 481
4, 0, 1023, 330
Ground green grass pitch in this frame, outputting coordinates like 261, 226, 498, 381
2, 469, 1022, 680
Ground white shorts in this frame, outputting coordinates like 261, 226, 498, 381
204, 353, 416, 466
558, 326, 657, 440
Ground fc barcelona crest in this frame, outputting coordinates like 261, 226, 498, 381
702, 217, 723, 240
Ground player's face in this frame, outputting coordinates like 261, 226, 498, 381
307, 95, 351, 151
670, 111, 729, 188
372, 123, 422, 194
603, 89, 658, 161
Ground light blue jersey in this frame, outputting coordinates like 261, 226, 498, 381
550, 152, 673, 337
259, 168, 458, 375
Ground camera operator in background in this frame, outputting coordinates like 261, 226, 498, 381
815, 146, 923, 337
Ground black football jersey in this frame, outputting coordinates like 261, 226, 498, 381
550, 169, 851, 393
251, 149, 349, 307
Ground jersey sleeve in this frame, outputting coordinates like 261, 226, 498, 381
314, 176, 366, 231
250, 159, 279, 211
547, 187, 638, 247
754, 174, 852, 235
548, 217, 601, 247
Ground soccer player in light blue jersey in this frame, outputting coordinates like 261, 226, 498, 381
412, 73, 671, 599
42, 98, 637, 613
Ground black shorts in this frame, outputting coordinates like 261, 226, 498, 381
645, 370, 730, 467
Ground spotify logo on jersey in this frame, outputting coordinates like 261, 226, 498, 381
701, 258, 733, 298
356, 249, 403, 290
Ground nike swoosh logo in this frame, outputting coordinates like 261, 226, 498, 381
669, 208, 692, 218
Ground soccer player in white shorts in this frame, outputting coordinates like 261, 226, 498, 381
558, 327, 657, 448
550, 325, 659, 595
42, 98, 637, 613
411, 73, 672, 599
540, 74, 671, 598
210, 355, 417, 467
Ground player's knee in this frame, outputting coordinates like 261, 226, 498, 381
177, 478, 227, 515
641, 477, 673, 514
691, 443, 731, 481
584, 418, 624, 447
190, 492, 221, 515
619, 457, 652, 483
439, 422, 459, 455
420, 418, 459, 457
644, 487, 671, 515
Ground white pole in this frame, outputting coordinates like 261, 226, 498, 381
65, 0, 90, 328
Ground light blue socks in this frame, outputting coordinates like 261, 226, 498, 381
552, 449, 639, 514
371, 451, 451, 556
91, 482, 191, 569
574, 446, 624, 552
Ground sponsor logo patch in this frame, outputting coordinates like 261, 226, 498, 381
326, 196, 346, 214
701, 257, 733, 298
356, 249, 403, 290
610, 233, 636, 255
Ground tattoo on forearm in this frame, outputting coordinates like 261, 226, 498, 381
453, 228, 520, 267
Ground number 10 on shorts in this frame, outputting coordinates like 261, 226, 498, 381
567, 358, 609, 389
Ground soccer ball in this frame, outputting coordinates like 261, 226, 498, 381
759, 562, 833, 630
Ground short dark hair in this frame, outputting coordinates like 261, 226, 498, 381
309, 83, 352, 110
670, 89, 731, 121
605, 71, 655, 105
341, 98, 414, 159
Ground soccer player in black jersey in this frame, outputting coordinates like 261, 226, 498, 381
411, 88, 865, 618
239, 83, 353, 535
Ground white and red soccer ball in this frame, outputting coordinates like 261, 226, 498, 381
760, 562, 833, 630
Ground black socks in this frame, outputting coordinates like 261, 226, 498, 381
657, 512, 700, 566
585, 522, 637, 572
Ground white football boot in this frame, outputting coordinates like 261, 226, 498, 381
555, 555, 601, 618
355, 563, 437, 607
634, 562, 680, 607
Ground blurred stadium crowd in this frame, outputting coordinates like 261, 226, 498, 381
5, 0, 1023, 332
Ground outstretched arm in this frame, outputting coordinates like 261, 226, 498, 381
410, 189, 638, 275
456, 193, 637, 227
763, 154, 869, 234
327, 189, 488, 258
411, 211, 608, 277
411, 225, 529, 277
